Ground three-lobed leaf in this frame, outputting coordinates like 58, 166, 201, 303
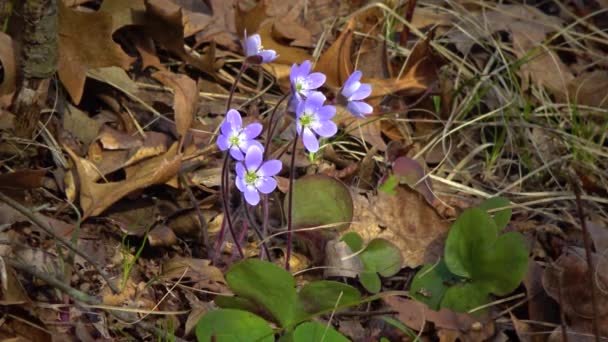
478, 197, 511, 230
409, 260, 458, 310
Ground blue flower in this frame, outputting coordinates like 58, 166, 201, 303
296, 92, 337, 153
290, 60, 326, 109
235, 145, 282, 205
217, 109, 263, 160
341, 71, 372, 118
243, 32, 278, 64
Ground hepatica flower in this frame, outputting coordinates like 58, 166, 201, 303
217, 109, 263, 160
243, 32, 278, 64
236, 145, 282, 205
290, 60, 326, 102
341, 70, 373, 118
296, 92, 337, 153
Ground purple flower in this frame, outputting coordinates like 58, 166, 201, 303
243, 32, 278, 64
217, 109, 263, 160
341, 71, 372, 118
296, 92, 337, 153
290, 60, 326, 102
235, 145, 282, 205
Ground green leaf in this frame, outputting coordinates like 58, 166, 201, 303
476, 232, 529, 295
444, 208, 497, 278
293, 322, 350, 342
360, 238, 402, 277
440, 283, 490, 315
341, 232, 363, 252
214, 296, 259, 313
359, 271, 381, 293
285, 175, 354, 233
478, 197, 511, 230
297, 281, 361, 314
410, 260, 458, 310
225, 260, 297, 328
195, 309, 274, 342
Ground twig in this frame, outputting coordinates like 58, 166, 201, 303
573, 183, 600, 342
0, 192, 119, 294
6, 258, 187, 342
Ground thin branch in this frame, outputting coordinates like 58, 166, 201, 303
0, 191, 119, 293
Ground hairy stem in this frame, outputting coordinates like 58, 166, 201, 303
285, 137, 298, 270
226, 63, 248, 112
263, 93, 291, 159
219, 154, 244, 259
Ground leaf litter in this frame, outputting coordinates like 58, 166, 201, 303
0, 0, 607, 340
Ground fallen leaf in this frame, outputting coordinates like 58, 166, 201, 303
346, 186, 449, 268
58, 1, 135, 103
65, 142, 181, 219
384, 296, 487, 332
0, 258, 28, 305
0, 32, 16, 108
148, 225, 178, 247
161, 257, 227, 292
542, 247, 608, 338
568, 70, 608, 109
152, 71, 198, 142
315, 19, 355, 87
87, 66, 140, 96
63, 103, 103, 146
257, 20, 311, 65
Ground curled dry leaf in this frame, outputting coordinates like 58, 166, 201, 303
257, 20, 311, 65
65, 143, 181, 219
161, 257, 227, 293
315, 18, 355, 88
58, 1, 135, 104
347, 186, 449, 268
0, 32, 16, 108
152, 71, 198, 142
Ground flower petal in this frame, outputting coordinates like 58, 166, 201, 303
230, 147, 245, 160
220, 119, 233, 136
304, 91, 326, 112
235, 175, 246, 192
313, 120, 337, 138
244, 186, 260, 205
256, 177, 277, 194
241, 139, 263, 154
302, 127, 319, 152
259, 50, 278, 63
316, 105, 336, 121
226, 109, 242, 131
342, 71, 362, 97
235, 162, 246, 178
259, 160, 282, 177
307, 72, 326, 89
244, 35, 260, 57
350, 83, 371, 101
347, 101, 373, 118
245, 144, 263, 170
242, 122, 263, 140
300, 60, 311, 76
217, 134, 229, 151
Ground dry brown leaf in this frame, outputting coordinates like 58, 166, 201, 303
449, 4, 573, 98
58, 1, 135, 104
0, 32, 16, 108
145, 0, 216, 75
65, 142, 181, 219
63, 103, 103, 146
347, 186, 449, 268
568, 70, 608, 109
235, 0, 269, 37
152, 71, 198, 142
315, 19, 355, 87
98, 0, 146, 31
257, 21, 311, 65
384, 296, 488, 332
161, 257, 227, 292
148, 225, 178, 247
0, 258, 28, 305
542, 248, 608, 338
369, 33, 441, 98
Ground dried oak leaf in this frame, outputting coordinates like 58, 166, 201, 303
65, 142, 181, 219
161, 257, 227, 293
0, 32, 16, 108
58, 1, 135, 104
152, 71, 198, 142
346, 186, 449, 268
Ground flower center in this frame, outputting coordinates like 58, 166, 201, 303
228, 132, 241, 147
295, 77, 308, 93
244, 170, 259, 186
299, 112, 315, 128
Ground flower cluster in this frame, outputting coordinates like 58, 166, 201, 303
217, 34, 373, 205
